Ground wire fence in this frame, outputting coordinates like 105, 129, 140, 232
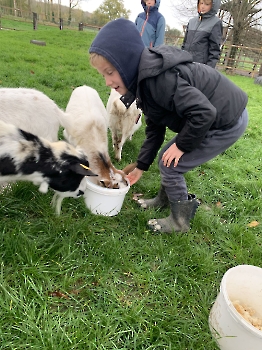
1, 10, 262, 78
219, 44, 262, 78
165, 36, 262, 78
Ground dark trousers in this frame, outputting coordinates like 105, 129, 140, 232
158, 109, 249, 201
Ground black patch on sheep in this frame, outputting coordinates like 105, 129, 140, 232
0, 156, 17, 175
20, 129, 40, 143
46, 153, 92, 193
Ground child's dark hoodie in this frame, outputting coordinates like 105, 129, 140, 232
89, 18, 248, 171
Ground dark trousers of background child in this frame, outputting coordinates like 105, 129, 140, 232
159, 109, 249, 201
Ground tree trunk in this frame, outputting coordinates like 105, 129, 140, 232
258, 63, 262, 77
227, 29, 242, 69
68, 1, 72, 26
13, 0, 17, 16
68, 8, 72, 25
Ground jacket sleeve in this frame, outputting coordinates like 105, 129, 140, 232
154, 16, 166, 46
172, 76, 217, 152
136, 116, 166, 171
136, 71, 218, 169
207, 20, 223, 68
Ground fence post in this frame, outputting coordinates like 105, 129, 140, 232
59, 18, 63, 30
223, 49, 229, 66
258, 63, 262, 77
33, 12, 37, 30
79, 22, 83, 31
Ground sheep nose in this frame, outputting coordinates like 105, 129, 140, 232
77, 190, 84, 197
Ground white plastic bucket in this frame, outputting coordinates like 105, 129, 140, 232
84, 178, 130, 216
209, 265, 262, 350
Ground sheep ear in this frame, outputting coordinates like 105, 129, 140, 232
69, 163, 98, 176
122, 162, 137, 175
100, 179, 111, 188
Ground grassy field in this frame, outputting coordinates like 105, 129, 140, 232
0, 18, 262, 349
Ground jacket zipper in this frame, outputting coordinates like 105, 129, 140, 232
140, 7, 151, 46
188, 15, 201, 52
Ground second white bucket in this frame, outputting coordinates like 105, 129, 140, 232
209, 264, 262, 350
84, 178, 130, 216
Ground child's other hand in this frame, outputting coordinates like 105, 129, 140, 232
126, 168, 144, 186
162, 143, 184, 167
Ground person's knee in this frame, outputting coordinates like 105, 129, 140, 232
159, 158, 177, 178
158, 149, 164, 163
158, 157, 165, 174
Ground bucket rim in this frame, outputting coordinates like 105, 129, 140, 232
220, 264, 262, 337
85, 177, 130, 196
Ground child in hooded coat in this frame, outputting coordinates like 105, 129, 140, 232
135, 0, 165, 47
89, 18, 248, 234
182, 0, 223, 68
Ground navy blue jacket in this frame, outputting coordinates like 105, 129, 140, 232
135, 0, 165, 47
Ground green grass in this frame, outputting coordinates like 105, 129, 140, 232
0, 19, 262, 349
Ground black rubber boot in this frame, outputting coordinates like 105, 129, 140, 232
148, 194, 199, 233
137, 185, 169, 210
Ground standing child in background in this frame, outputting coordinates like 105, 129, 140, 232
135, 0, 165, 47
89, 18, 248, 234
182, 0, 223, 68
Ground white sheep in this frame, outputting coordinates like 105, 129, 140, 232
0, 120, 97, 215
63, 85, 131, 189
0, 87, 63, 142
106, 88, 142, 161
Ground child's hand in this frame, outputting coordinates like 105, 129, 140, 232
126, 168, 144, 186
162, 143, 184, 167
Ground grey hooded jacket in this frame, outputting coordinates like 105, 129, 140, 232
181, 0, 223, 68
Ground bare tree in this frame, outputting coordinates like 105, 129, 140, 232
170, 0, 195, 28
68, 0, 90, 25
219, 0, 262, 67
68, 0, 78, 24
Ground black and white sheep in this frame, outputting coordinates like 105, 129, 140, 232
0, 120, 97, 214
